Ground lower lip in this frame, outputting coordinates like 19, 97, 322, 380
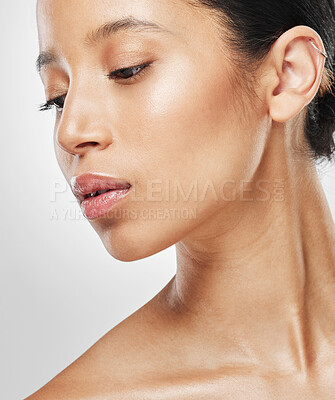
80, 188, 131, 220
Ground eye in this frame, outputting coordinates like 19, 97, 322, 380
38, 63, 150, 113
107, 63, 151, 83
39, 95, 66, 112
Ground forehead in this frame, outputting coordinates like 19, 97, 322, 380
36, 0, 209, 48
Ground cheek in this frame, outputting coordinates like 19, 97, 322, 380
116, 58, 258, 197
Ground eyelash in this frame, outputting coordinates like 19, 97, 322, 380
106, 62, 151, 81
38, 62, 151, 113
39, 95, 65, 112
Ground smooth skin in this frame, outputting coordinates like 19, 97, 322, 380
28, 0, 335, 398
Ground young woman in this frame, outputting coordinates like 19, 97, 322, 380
28, 0, 335, 398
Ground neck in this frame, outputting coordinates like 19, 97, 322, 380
171, 130, 335, 375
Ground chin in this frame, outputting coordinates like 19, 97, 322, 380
102, 241, 156, 262
93, 223, 171, 262
88, 202, 206, 262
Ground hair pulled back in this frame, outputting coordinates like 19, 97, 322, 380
189, 0, 335, 161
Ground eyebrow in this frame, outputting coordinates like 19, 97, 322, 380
36, 16, 172, 73
86, 16, 172, 45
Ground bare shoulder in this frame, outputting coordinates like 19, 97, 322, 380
25, 278, 180, 399
24, 280, 335, 400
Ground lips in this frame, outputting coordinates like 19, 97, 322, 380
71, 173, 132, 219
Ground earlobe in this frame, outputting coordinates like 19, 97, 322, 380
267, 26, 327, 124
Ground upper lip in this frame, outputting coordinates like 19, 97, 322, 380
71, 173, 132, 202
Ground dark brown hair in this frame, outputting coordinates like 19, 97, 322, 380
190, 0, 335, 161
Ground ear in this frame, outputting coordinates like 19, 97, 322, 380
265, 26, 327, 123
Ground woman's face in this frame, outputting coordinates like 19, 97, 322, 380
37, 0, 268, 261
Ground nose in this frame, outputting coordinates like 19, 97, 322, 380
55, 87, 113, 156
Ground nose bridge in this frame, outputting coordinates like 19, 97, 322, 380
56, 76, 112, 155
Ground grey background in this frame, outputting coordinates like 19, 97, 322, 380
0, 2, 334, 399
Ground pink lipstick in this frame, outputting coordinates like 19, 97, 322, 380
71, 173, 132, 220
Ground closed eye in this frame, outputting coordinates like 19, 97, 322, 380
38, 63, 151, 113
107, 63, 151, 83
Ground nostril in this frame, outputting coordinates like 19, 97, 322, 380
76, 141, 99, 149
